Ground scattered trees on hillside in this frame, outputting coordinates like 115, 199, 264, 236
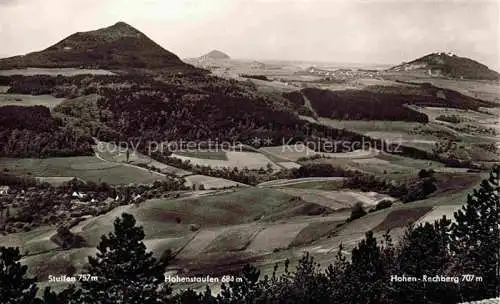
152, 154, 288, 186
51, 226, 87, 250
290, 163, 357, 179
418, 168, 435, 179
436, 114, 462, 124
343, 173, 437, 203
152, 156, 364, 186
239, 74, 270, 81
348, 202, 367, 221
371, 200, 393, 212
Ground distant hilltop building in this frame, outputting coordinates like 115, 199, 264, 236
436, 51, 456, 57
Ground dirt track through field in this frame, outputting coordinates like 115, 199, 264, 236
301, 92, 319, 118
257, 177, 345, 188
414, 205, 462, 225
177, 228, 229, 258
275, 188, 394, 210
246, 222, 309, 253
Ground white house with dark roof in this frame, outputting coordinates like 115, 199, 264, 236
0, 186, 9, 195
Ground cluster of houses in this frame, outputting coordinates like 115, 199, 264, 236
0, 174, 194, 234
298, 66, 380, 81
0, 186, 9, 195
0, 184, 148, 234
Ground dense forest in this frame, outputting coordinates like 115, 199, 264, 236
1, 74, 370, 151
239, 74, 270, 81
0, 166, 497, 303
0, 106, 58, 131
0, 74, 488, 167
300, 87, 429, 121
281, 91, 318, 117
364, 83, 497, 109
1, 73, 307, 156
0, 106, 93, 157
283, 82, 497, 122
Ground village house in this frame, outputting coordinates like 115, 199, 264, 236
0, 186, 9, 195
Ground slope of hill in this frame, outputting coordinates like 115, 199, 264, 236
1, 73, 300, 145
0, 22, 195, 71
199, 50, 231, 61
389, 52, 500, 80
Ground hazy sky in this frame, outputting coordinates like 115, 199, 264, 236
0, 0, 499, 69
